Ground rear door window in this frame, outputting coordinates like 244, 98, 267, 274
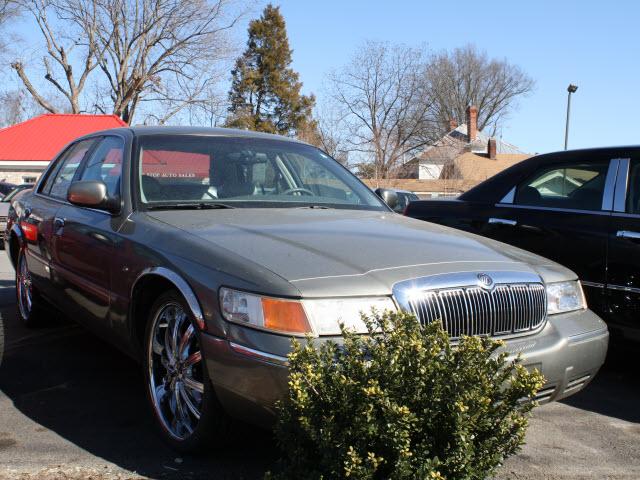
515, 162, 609, 211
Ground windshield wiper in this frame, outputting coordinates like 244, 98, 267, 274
296, 205, 333, 209
147, 202, 235, 210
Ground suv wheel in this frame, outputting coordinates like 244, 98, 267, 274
143, 290, 230, 452
16, 248, 44, 327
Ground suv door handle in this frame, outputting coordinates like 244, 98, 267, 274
53, 217, 65, 235
488, 217, 517, 226
616, 230, 640, 239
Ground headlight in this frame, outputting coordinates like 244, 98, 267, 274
219, 287, 396, 336
220, 288, 311, 335
302, 297, 396, 335
546, 281, 586, 315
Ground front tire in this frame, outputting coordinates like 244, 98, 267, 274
16, 248, 44, 327
143, 290, 230, 452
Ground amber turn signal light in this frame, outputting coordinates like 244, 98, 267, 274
261, 298, 311, 334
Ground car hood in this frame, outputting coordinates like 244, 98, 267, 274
148, 208, 574, 297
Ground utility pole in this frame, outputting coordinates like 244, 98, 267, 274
564, 84, 578, 150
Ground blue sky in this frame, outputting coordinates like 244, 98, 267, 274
264, 0, 640, 154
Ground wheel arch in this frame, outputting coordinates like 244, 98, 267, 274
130, 267, 206, 348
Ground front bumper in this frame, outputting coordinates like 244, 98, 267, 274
201, 308, 608, 427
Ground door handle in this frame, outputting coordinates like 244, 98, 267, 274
53, 217, 65, 235
488, 217, 517, 226
616, 230, 640, 240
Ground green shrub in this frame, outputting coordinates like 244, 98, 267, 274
268, 310, 544, 480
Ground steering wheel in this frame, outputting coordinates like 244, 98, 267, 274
282, 187, 315, 196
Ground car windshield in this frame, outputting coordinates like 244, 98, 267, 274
136, 135, 386, 210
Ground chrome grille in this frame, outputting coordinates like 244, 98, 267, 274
393, 272, 547, 339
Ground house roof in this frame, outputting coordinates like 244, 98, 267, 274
446, 151, 531, 182
0, 114, 127, 162
413, 123, 525, 165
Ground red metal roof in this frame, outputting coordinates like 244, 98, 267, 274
0, 114, 127, 162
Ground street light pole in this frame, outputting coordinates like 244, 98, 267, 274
564, 84, 578, 150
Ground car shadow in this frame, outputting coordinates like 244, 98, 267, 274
0, 284, 279, 479
561, 337, 640, 424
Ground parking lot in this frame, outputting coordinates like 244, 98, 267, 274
0, 254, 638, 480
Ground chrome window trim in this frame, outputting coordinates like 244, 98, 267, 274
607, 284, 640, 294
611, 212, 640, 219
132, 267, 206, 330
613, 158, 630, 213
495, 203, 611, 216
500, 187, 515, 204
616, 230, 640, 239
229, 342, 289, 366
602, 159, 620, 211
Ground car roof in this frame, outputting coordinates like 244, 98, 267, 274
76, 125, 307, 144
460, 145, 640, 203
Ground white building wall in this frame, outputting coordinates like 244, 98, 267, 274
418, 163, 443, 180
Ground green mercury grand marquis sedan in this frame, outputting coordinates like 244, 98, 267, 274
5, 127, 608, 451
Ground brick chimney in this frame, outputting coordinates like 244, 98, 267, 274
466, 105, 478, 143
448, 119, 458, 131
488, 138, 497, 160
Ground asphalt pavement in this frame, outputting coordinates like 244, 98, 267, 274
0, 254, 638, 479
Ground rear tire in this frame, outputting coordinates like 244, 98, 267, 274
143, 289, 231, 452
16, 248, 45, 327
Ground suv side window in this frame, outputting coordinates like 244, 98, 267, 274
627, 159, 640, 215
79, 136, 124, 197
515, 161, 610, 211
41, 139, 95, 199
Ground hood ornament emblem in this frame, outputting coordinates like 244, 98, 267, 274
477, 273, 494, 289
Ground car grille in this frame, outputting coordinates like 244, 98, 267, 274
393, 272, 547, 339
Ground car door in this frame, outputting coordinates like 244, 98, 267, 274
51, 135, 125, 333
606, 157, 640, 338
23, 139, 96, 303
482, 156, 614, 316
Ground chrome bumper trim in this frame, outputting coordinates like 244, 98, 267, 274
229, 342, 289, 366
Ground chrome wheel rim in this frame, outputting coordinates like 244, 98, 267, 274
148, 301, 204, 441
17, 251, 32, 319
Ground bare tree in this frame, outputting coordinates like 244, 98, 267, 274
10, 0, 101, 114
426, 44, 534, 136
327, 41, 437, 179
0, 88, 66, 126
11, 0, 244, 123
0, 90, 28, 125
313, 103, 349, 165
0, 0, 20, 53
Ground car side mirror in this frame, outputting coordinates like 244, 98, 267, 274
374, 188, 398, 210
67, 180, 120, 213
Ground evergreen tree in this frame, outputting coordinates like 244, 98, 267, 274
226, 4, 315, 136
